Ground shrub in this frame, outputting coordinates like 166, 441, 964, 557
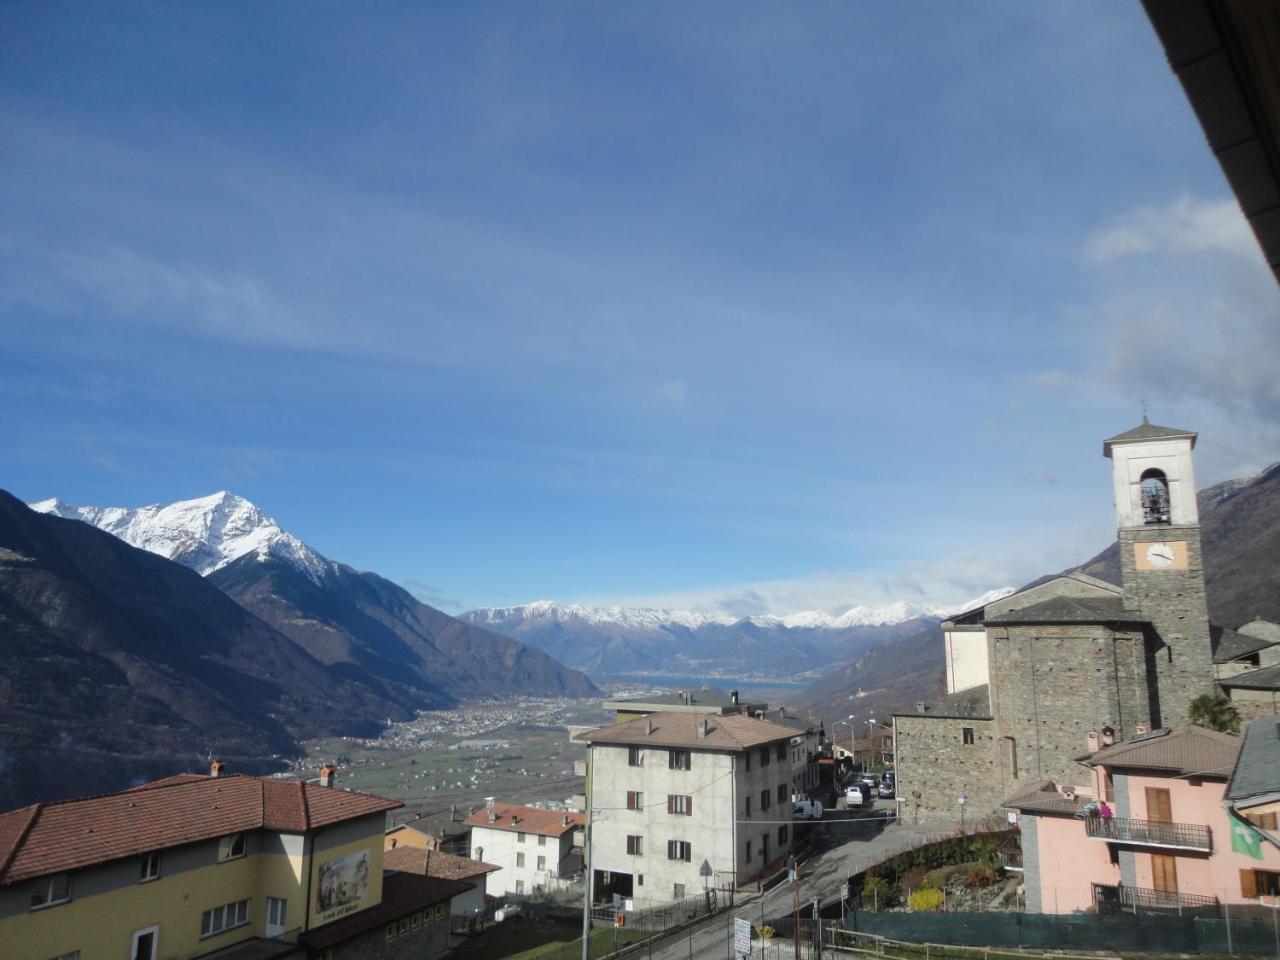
909, 886, 944, 912
861, 875, 892, 909
758, 925, 774, 940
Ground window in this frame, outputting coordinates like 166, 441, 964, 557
627, 835, 644, 855
668, 794, 692, 815
627, 790, 645, 811
201, 898, 250, 938
744, 751, 751, 771
538, 835, 546, 846
637, 874, 644, 886
267, 896, 287, 930
139, 851, 161, 882
386, 923, 397, 942
399, 918, 410, 935
424, 907, 434, 926
669, 749, 691, 770
962, 728, 975, 746
436, 904, 446, 920
30, 873, 71, 909
516, 880, 525, 894
537, 856, 546, 871
1140, 468, 1171, 525
1247, 811, 1280, 830
516, 852, 525, 868
778, 825, 788, 845
673, 882, 685, 900
218, 833, 246, 861
746, 840, 752, 860
412, 912, 421, 930
777, 742, 786, 761
759, 746, 770, 767
745, 796, 752, 816
777, 784, 787, 803
628, 747, 645, 767
518, 832, 527, 843
667, 840, 692, 862
760, 789, 771, 811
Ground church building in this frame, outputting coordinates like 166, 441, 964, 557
894, 420, 1220, 822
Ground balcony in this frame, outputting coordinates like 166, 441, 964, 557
1094, 883, 1219, 915
1084, 815, 1212, 852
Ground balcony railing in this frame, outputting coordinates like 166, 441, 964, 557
1084, 815, 1212, 851
1093, 883, 1219, 915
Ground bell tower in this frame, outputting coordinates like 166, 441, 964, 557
1104, 418, 1215, 727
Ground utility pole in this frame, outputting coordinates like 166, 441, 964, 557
581, 809, 594, 960
791, 856, 801, 960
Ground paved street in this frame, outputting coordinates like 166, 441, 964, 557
639, 805, 962, 960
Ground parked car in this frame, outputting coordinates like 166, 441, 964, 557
877, 780, 895, 798
845, 782, 871, 805
859, 772, 879, 787
793, 799, 824, 820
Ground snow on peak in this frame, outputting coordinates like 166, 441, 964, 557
463, 599, 939, 631
29, 491, 332, 582
935, 586, 1018, 619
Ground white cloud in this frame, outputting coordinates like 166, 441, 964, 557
656, 378, 688, 406
1083, 195, 1257, 264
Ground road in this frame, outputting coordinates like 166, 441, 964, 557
640, 804, 961, 960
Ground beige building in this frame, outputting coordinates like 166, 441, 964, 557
0, 764, 470, 960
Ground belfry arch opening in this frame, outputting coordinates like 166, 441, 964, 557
1140, 468, 1171, 525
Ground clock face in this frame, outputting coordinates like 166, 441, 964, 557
1145, 542, 1176, 568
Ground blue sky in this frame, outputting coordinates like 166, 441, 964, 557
3, 2, 1277, 615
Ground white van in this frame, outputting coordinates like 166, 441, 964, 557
793, 799, 824, 820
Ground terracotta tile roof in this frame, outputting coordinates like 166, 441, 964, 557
572, 711, 803, 753
1083, 726, 1241, 778
464, 803, 583, 838
384, 845, 500, 880
0, 773, 401, 885
299, 871, 473, 951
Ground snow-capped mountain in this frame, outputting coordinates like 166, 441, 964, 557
460, 590, 1014, 678
31, 491, 331, 581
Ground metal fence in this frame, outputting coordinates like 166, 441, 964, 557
843, 908, 1280, 955
1082, 814, 1212, 851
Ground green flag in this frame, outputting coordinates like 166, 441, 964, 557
1231, 815, 1264, 860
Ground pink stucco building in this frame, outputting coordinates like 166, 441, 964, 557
1007, 722, 1280, 915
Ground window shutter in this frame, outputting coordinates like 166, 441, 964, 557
667, 795, 674, 814
686, 795, 693, 817
1242, 869, 1258, 899
667, 840, 675, 860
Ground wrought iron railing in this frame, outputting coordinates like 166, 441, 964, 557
1094, 882, 1218, 914
1084, 815, 1211, 851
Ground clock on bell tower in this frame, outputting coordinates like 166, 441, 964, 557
1103, 417, 1215, 726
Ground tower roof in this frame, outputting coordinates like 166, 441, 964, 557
1103, 417, 1197, 457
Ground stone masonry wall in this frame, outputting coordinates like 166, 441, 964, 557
989, 624, 1153, 788
1119, 524, 1215, 727
894, 716, 1000, 823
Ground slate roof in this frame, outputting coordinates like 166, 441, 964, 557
1003, 779, 1091, 816
1220, 665, 1280, 691
0, 773, 401, 885
1227, 716, 1280, 802
1103, 418, 1197, 455
1213, 624, 1276, 663
985, 595, 1143, 625
1082, 727, 1241, 778
299, 871, 473, 951
384, 845, 500, 881
1240, 620, 1280, 644
464, 803, 583, 838
893, 684, 992, 720
573, 711, 803, 752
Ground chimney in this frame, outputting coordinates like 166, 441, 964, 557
1135, 722, 1150, 736
1101, 726, 1116, 746
731, 690, 739, 705
209, 759, 226, 778
562, 814, 569, 827
645, 718, 653, 735
486, 797, 497, 823
451, 802, 458, 822
319, 764, 337, 788
1086, 731, 1100, 753
697, 719, 709, 738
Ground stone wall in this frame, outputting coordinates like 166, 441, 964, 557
1118, 524, 1216, 727
331, 903, 450, 960
894, 716, 1000, 822
989, 624, 1153, 786
1226, 687, 1280, 723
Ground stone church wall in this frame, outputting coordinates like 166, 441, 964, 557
894, 716, 1001, 823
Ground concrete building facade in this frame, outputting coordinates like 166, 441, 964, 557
574, 712, 802, 904
464, 803, 583, 898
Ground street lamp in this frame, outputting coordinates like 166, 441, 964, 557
832, 715, 856, 767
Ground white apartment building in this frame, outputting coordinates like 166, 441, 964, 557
464, 802, 584, 898
575, 712, 802, 904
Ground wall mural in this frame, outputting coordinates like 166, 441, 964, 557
316, 849, 370, 916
